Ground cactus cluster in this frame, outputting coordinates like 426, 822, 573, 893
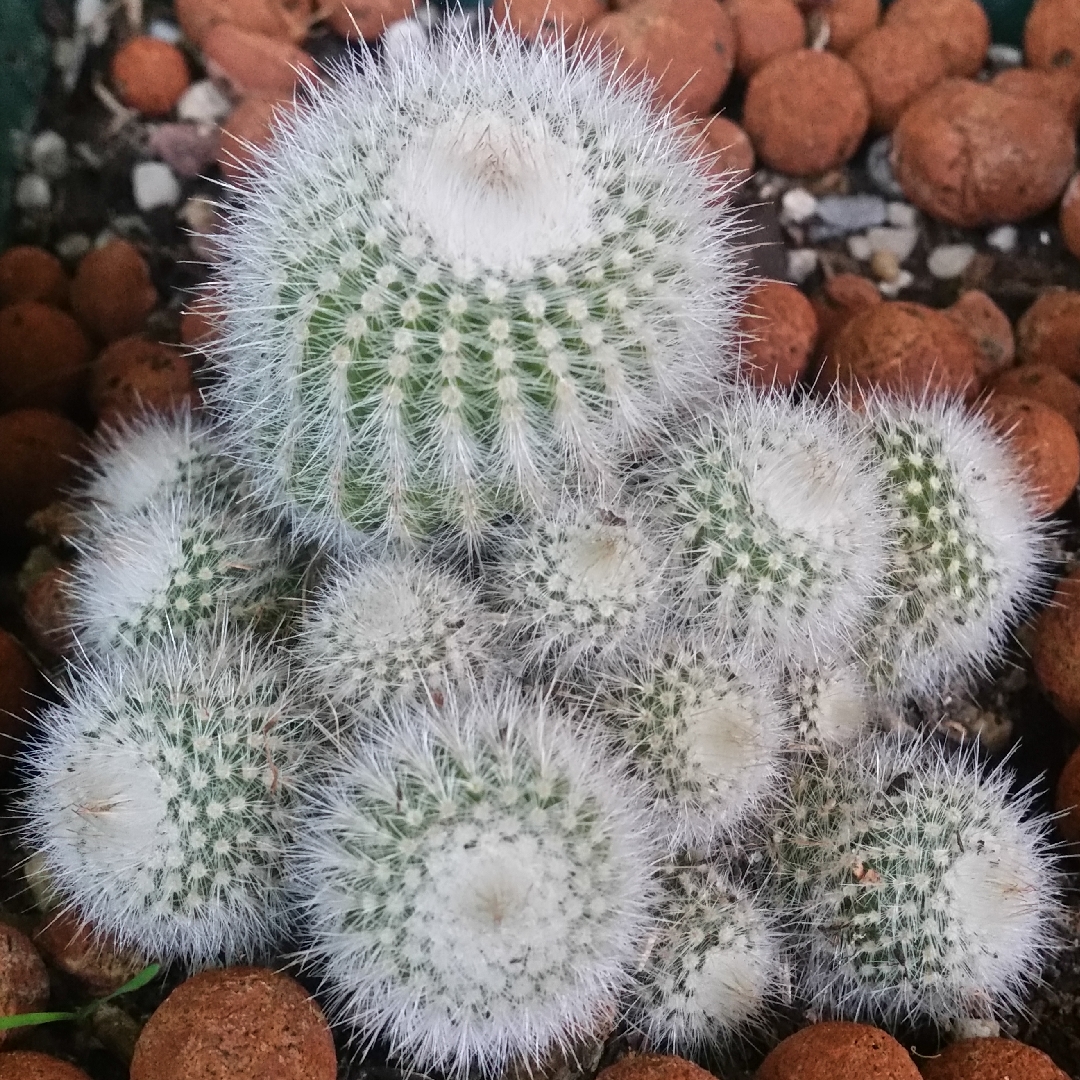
18, 20, 1062, 1080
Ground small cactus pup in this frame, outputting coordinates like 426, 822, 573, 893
591, 632, 787, 849
209, 24, 744, 548
767, 734, 1059, 1026
784, 660, 876, 749
297, 549, 504, 714
858, 395, 1047, 702
487, 493, 669, 675
22, 630, 310, 966
291, 680, 658, 1077
68, 484, 296, 654
651, 391, 888, 667
630, 857, 779, 1053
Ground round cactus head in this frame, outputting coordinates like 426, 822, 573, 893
784, 660, 876, 749
767, 735, 1059, 1026
22, 631, 309, 966
291, 680, 657, 1076
210, 26, 743, 548
859, 395, 1047, 701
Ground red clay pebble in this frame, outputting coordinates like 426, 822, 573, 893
686, 114, 756, 190
0, 410, 86, 543
891, 79, 1075, 228
800, 0, 880, 55
992, 66, 1080, 127
90, 337, 194, 428
0, 1053, 91, 1080
1061, 173, 1080, 263
883, 0, 989, 77
110, 36, 190, 118
1025, 0, 1080, 72
848, 24, 949, 131
180, 292, 223, 353
0, 300, 90, 412
595, 1053, 715, 1080
0, 923, 50, 1044
1056, 743, 1080, 843
493, 0, 603, 45
739, 279, 818, 388
22, 564, 75, 660
742, 49, 870, 176
758, 1021, 919, 1080
982, 395, 1080, 516
1017, 290, 1080, 377
217, 97, 291, 185
727, 0, 806, 78
588, 0, 737, 116
202, 24, 317, 99
175, 0, 316, 46
0, 629, 38, 758
811, 271, 881, 344
130, 967, 336, 1080
0, 247, 68, 308
328, 0, 415, 40
821, 300, 979, 401
34, 909, 145, 994
1034, 566, 1080, 727
991, 364, 1080, 433
70, 240, 157, 343
921, 1036, 1069, 1080
943, 289, 1014, 379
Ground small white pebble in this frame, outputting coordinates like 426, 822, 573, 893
987, 43, 1023, 68
148, 19, 184, 43
879, 269, 914, 298
15, 173, 50, 211
885, 201, 917, 228
55, 233, 91, 262
133, 161, 182, 211
75, 0, 108, 44
847, 234, 873, 261
780, 187, 818, 225
866, 226, 918, 262
1040, 229, 1052, 245
176, 80, 232, 125
786, 248, 818, 284
927, 243, 976, 280
986, 224, 1018, 253
951, 1017, 1000, 1040
30, 131, 68, 180
381, 19, 429, 61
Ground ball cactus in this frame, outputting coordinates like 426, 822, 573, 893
290, 680, 658, 1076
784, 661, 876, 749
22, 630, 309, 965
209, 26, 743, 548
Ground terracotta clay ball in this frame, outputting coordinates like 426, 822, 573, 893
0, 1053, 90, 1080
1017, 290, 1080, 377
596, 1054, 715, 1080
943, 290, 1015, 379
1061, 174, 1080, 264
0, 629, 38, 759
992, 364, 1080, 436
982, 395, 1080, 515
70, 240, 157, 343
811, 272, 881, 345
921, 1036, 1069, 1080
1025, 0, 1080, 72
687, 114, 756, 190
22, 564, 74, 660
201, 24, 316, 100
891, 79, 1076, 228
758, 1021, 920, 1080
726, 0, 806, 78
587, 0, 737, 115
110, 36, 190, 117
848, 24, 949, 131
742, 49, 870, 177
0, 301, 91, 412
130, 967, 336, 1080
89, 337, 194, 428
0, 247, 68, 308
217, 97, 291, 185
821, 300, 979, 400
992, 66, 1080, 127
1035, 566, 1080, 726
327, 0, 415, 40
174, 0, 315, 46
884, 0, 989, 77
33, 909, 144, 995
739, 279, 818, 388
1056, 743, 1080, 843
800, 0, 879, 55
492, 0, 604, 45
0, 923, 49, 1043
0, 410, 86, 543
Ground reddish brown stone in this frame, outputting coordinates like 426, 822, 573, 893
1017, 290, 1080, 378
22, 564, 75, 660
848, 24, 948, 131
596, 1054, 715, 1080
0, 301, 90, 413
175, 0, 316, 46
799, 0, 880, 55
201, 24, 316, 99
686, 114, 756, 191
1035, 566, 1080, 727
758, 1021, 920, 1080
110, 36, 190, 118
0, 923, 49, 1046
327, 0, 415, 40
883, 0, 989, 77
492, 0, 604, 45
991, 364, 1080, 433
0, 247, 68, 309
33, 910, 145, 995
0, 1052, 90, 1080
1056, 743, 1080, 844
1025, 0, 1080, 72
739, 279, 818, 388
920, 1036, 1069, 1080
0, 629, 38, 761
70, 240, 157, 343
89, 337, 193, 428
1061, 174, 1080, 265
943, 290, 1015, 379
727, 0, 806, 78
217, 97, 292, 186
992, 66, 1080, 127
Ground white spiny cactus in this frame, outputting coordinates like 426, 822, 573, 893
767, 734, 1059, 1026
209, 25, 743, 548
652, 392, 889, 666
22, 630, 309, 965
630, 857, 779, 1052
858, 395, 1047, 702
297, 550, 504, 712
290, 680, 658, 1076
784, 661, 876, 749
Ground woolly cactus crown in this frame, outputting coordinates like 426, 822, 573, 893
291, 680, 657, 1076
23, 631, 309, 966
210, 26, 743, 547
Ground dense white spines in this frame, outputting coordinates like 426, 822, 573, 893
630, 859, 779, 1052
209, 25, 743, 547
767, 735, 1059, 1026
858, 396, 1047, 701
784, 661, 876, 749
297, 551, 503, 711
290, 681, 658, 1076
653, 393, 888, 666
23, 632, 309, 966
